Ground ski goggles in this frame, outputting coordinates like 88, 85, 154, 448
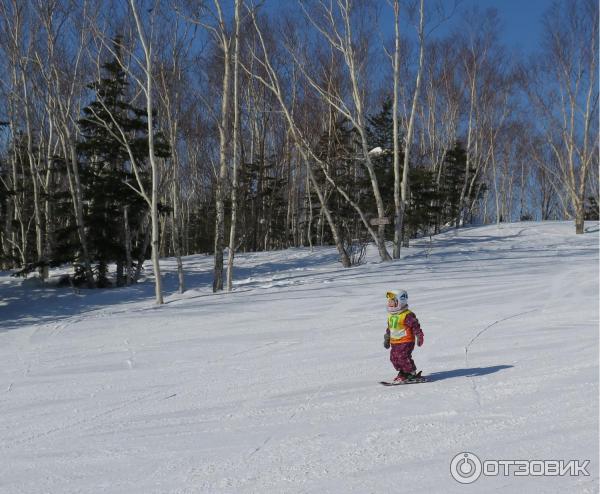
386, 291, 397, 300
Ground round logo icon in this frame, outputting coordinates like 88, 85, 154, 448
450, 452, 482, 484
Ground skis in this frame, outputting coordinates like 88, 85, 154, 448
379, 377, 428, 386
379, 371, 428, 386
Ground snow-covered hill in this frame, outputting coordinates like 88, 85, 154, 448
1, 222, 598, 493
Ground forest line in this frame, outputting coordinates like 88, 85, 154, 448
0, 0, 597, 303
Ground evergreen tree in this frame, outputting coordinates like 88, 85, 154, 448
309, 107, 486, 251
310, 102, 438, 248
2, 134, 37, 270
366, 100, 398, 216
77, 43, 169, 286
46, 154, 79, 269
404, 166, 440, 238
240, 152, 289, 251
584, 196, 599, 221
311, 118, 367, 248
437, 142, 485, 229
367, 103, 444, 240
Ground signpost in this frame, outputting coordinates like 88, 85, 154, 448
370, 217, 390, 226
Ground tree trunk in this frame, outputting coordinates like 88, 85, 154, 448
307, 162, 351, 267
213, 29, 230, 292
397, 0, 425, 257
43, 117, 56, 280
134, 222, 151, 282
22, 72, 45, 277
61, 133, 94, 287
457, 57, 478, 228
124, 206, 133, 285
575, 200, 585, 234
130, 0, 163, 304
226, 0, 241, 292
171, 185, 185, 293
392, 0, 401, 258
306, 171, 314, 250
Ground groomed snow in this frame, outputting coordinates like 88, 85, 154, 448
1, 221, 598, 493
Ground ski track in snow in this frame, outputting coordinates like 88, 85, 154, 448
0, 221, 598, 493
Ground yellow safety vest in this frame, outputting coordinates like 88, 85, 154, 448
387, 309, 415, 345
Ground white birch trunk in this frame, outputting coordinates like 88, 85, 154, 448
397, 0, 425, 254
226, 0, 241, 292
130, 0, 163, 304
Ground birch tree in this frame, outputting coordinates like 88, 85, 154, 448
87, 0, 167, 302
129, 0, 165, 303
243, 6, 352, 266
35, 0, 96, 286
181, 0, 235, 291
396, 0, 424, 254
155, 7, 195, 293
296, 0, 391, 261
528, 0, 598, 234
453, 8, 500, 228
389, 0, 401, 257
226, 0, 241, 291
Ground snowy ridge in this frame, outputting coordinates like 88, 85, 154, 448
0, 221, 598, 493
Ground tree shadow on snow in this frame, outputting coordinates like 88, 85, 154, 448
427, 365, 513, 382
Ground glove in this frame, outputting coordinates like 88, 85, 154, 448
417, 333, 424, 347
383, 333, 390, 349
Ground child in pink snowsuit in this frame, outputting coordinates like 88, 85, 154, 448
383, 289, 424, 383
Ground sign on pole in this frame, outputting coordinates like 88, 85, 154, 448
370, 217, 390, 226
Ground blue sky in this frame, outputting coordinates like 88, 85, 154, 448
385, 0, 552, 55
453, 0, 551, 52
264, 0, 553, 55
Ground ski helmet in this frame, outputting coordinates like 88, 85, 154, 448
386, 289, 408, 305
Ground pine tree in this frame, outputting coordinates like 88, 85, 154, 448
437, 142, 485, 229
311, 118, 366, 248
2, 134, 37, 271
404, 166, 439, 238
366, 100, 398, 217
77, 45, 169, 287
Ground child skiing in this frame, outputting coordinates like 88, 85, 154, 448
383, 289, 425, 384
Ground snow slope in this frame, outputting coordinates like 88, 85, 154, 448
0, 221, 598, 494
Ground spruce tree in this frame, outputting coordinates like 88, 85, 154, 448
367, 102, 444, 241
366, 100, 398, 216
78, 44, 169, 287
311, 118, 366, 248
437, 142, 484, 229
